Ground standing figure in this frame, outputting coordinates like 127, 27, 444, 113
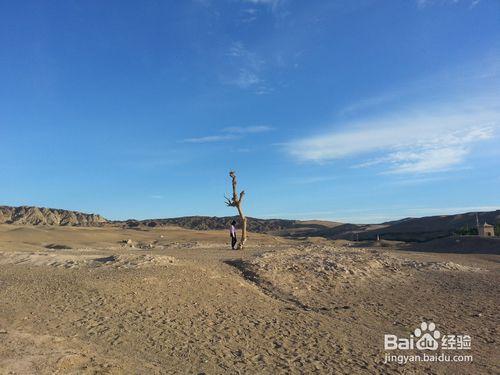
230, 220, 237, 250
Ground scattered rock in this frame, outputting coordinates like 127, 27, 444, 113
90, 254, 177, 268
120, 239, 136, 247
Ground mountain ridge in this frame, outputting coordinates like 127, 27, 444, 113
0, 206, 107, 226
1, 205, 498, 242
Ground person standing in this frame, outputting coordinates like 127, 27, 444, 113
230, 220, 237, 250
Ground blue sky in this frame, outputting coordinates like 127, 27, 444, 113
1, 0, 499, 223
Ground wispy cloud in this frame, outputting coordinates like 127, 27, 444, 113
244, 0, 278, 3
361, 126, 493, 174
227, 42, 249, 58
286, 101, 499, 174
181, 135, 238, 143
417, 0, 481, 9
225, 41, 271, 93
240, 8, 259, 23
181, 126, 272, 144
231, 69, 261, 88
384, 145, 471, 174
384, 175, 451, 187
150, 194, 164, 199
242, 0, 283, 8
238, 0, 290, 25
289, 175, 337, 185
338, 93, 399, 117
223, 125, 273, 134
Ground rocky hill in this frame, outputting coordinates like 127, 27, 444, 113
0, 206, 107, 226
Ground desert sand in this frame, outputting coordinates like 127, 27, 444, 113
0, 224, 498, 374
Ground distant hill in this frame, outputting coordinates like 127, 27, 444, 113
0, 206, 107, 226
1, 205, 498, 242
310, 210, 500, 242
116, 216, 342, 235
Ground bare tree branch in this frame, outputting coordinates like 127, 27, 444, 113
224, 195, 235, 207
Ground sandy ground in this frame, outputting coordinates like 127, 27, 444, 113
0, 224, 498, 374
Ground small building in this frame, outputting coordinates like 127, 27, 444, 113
478, 222, 495, 237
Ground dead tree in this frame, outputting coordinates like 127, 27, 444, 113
225, 171, 247, 249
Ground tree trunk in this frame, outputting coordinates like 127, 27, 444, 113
237, 210, 247, 250
225, 171, 247, 249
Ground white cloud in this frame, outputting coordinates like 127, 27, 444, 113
224, 125, 273, 134
181, 135, 238, 143
289, 175, 337, 184
226, 42, 263, 71
181, 125, 272, 144
240, 0, 287, 14
241, 8, 259, 23
243, 0, 282, 6
386, 147, 469, 174
239, 0, 289, 23
227, 42, 246, 58
417, 0, 481, 8
244, 0, 276, 3
387, 175, 450, 186
286, 104, 499, 174
232, 69, 261, 88
338, 93, 399, 116
225, 41, 271, 93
